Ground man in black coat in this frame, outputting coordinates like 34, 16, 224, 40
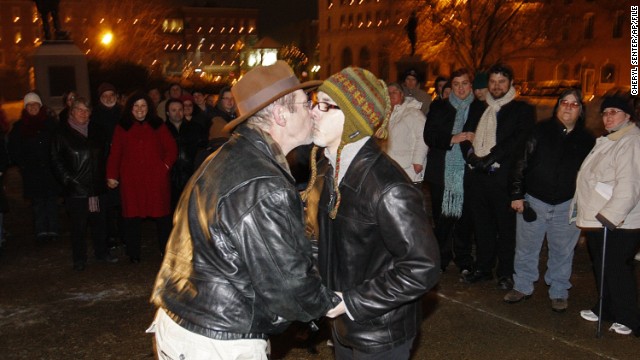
164, 99, 206, 210
91, 82, 124, 248
461, 63, 536, 290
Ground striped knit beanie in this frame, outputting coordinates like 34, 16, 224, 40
318, 67, 391, 143
303, 67, 391, 219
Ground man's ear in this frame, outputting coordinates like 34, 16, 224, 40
273, 105, 287, 127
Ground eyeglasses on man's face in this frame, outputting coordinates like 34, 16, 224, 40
559, 99, 580, 110
601, 109, 624, 117
311, 100, 341, 112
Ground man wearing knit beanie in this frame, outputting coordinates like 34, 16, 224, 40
305, 67, 440, 359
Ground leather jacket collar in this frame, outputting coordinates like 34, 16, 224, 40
323, 138, 382, 192
234, 124, 295, 182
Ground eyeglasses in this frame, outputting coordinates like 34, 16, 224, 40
601, 109, 624, 117
559, 100, 580, 109
291, 101, 312, 110
311, 100, 341, 112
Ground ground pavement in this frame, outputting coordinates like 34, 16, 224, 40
1, 165, 639, 359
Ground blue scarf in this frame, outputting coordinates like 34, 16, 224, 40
442, 92, 474, 217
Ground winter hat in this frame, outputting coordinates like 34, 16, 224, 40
304, 67, 391, 218
97, 82, 117, 97
402, 68, 423, 83
23, 92, 42, 108
473, 72, 489, 89
179, 94, 194, 103
318, 67, 391, 144
600, 95, 635, 118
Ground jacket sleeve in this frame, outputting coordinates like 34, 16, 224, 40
159, 125, 178, 170
106, 126, 124, 180
229, 186, 338, 322
407, 108, 428, 165
343, 184, 440, 321
424, 101, 454, 151
7, 122, 23, 166
509, 131, 537, 200
488, 103, 536, 165
598, 137, 640, 226
50, 131, 73, 187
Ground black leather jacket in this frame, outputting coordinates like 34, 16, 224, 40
151, 125, 339, 340
51, 121, 108, 197
510, 117, 594, 204
314, 139, 440, 353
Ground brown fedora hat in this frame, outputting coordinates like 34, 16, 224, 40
223, 60, 322, 131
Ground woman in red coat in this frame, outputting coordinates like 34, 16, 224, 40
107, 93, 177, 263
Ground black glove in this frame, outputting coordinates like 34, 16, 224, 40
595, 213, 617, 231
466, 153, 482, 168
522, 201, 537, 222
468, 153, 495, 172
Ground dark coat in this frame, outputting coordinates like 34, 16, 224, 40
106, 121, 177, 218
91, 103, 123, 144
424, 98, 485, 185
165, 120, 206, 208
151, 125, 339, 340
50, 121, 109, 198
461, 99, 536, 187
8, 110, 61, 199
510, 117, 595, 204
315, 139, 440, 353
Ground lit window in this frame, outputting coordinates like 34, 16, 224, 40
600, 64, 616, 83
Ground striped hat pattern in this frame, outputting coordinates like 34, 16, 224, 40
303, 67, 390, 219
318, 67, 391, 144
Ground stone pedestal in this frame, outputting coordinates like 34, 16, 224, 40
31, 42, 89, 111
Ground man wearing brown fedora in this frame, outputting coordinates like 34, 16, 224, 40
148, 61, 342, 359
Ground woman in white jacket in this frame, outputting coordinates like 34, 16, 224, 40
573, 95, 640, 336
383, 83, 428, 183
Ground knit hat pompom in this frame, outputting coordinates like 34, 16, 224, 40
318, 67, 391, 145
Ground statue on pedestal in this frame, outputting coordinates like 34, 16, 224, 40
34, 0, 69, 41
405, 11, 418, 57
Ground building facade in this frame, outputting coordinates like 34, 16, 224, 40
0, 0, 259, 99
318, 0, 633, 96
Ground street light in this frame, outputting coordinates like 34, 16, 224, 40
101, 32, 113, 46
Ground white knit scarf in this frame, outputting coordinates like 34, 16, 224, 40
472, 86, 517, 164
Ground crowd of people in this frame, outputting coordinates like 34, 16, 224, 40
0, 59, 639, 359
3, 83, 235, 270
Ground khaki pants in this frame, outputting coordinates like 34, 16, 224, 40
148, 308, 268, 360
